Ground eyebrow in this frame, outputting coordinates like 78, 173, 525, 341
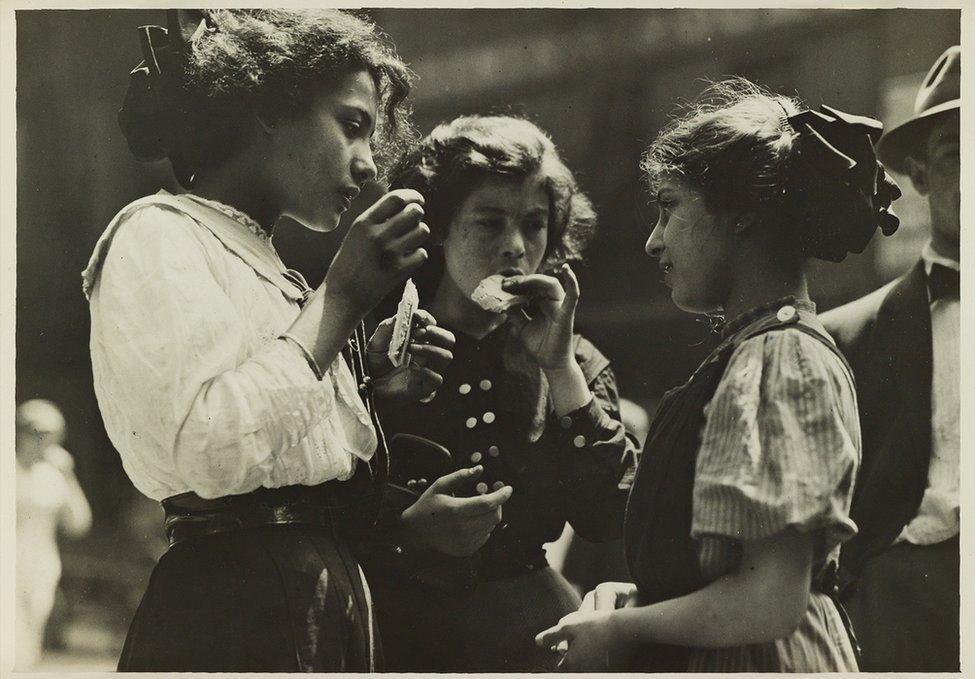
470, 206, 508, 216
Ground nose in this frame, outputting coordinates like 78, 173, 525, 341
645, 217, 664, 258
501, 226, 525, 260
352, 143, 377, 187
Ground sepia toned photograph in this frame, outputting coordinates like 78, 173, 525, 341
5, 3, 968, 674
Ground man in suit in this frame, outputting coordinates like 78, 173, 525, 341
822, 45, 960, 672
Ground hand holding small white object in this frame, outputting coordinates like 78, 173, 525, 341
471, 274, 529, 314
388, 278, 419, 367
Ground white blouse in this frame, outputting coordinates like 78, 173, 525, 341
83, 191, 376, 501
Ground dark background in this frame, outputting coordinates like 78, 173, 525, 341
15, 7, 959, 668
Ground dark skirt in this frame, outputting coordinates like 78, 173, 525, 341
118, 524, 378, 672
371, 566, 580, 672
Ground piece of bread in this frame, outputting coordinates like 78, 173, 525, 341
388, 279, 419, 367
471, 274, 528, 313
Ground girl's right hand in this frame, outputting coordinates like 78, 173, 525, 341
400, 466, 513, 557
324, 189, 430, 315
580, 582, 640, 612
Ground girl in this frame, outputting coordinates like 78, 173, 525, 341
536, 79, 900, 672
359, 115, 639, 671
83, 10, 473, 671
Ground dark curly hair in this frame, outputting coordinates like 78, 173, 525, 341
386, 115, 596, 302
642, 78, 899, 262
120, 9, 414, 186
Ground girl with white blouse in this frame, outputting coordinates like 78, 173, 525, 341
84, 10, 505, 671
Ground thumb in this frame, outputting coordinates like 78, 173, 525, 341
368, 316, 396, 351
429, 465, 483, 494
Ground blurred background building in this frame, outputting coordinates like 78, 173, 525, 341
14, 7, 960, 670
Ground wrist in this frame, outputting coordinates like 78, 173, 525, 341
544, 359, 591, 417
397, 506, 431, 551
320, 286, 369, 325
613, 605, 653, 647
541, 355, 578, 375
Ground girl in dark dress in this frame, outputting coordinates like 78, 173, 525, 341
358, 115, 639, 671
536, 79, 901, 672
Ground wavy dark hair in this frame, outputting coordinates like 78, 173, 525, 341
642, 78, 898, 262
121, 9, 414, 186
386, 115, 597, 303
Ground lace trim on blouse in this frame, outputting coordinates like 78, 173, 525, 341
183, 194, 272, 243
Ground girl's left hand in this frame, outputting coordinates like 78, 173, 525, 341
503, 263, 579, 370
535, 609, 635, 672
367, 309, 455, 404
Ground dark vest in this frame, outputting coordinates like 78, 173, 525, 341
624, 311, 855, 671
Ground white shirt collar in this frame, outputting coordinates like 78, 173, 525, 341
922, 240, 960, 276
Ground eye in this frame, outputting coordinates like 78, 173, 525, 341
476, 217, 506, 231
525, 219, 547, 233
341, 118, 362, 136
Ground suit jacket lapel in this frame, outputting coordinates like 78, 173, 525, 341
845, 260, 933, 568
873, 260, 932, 422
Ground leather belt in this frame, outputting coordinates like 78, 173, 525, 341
161, 483, 341, 548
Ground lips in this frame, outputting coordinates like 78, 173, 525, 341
337, 187, 359, 211
659, 261, 673, 286
498, 267, 525, 278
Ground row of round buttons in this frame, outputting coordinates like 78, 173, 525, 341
458, 379, 492, 395
405, 478, 505, 494
469, 445, 501, 464
559, 414, 589, 448
465, 411, 496, 428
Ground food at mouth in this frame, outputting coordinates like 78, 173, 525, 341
471, 274, 529, 313
389, 278, 419, 367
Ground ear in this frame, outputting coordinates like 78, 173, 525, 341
904, 155, 930, 196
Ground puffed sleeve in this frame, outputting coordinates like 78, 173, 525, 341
89, 205, 371, 499
691, 329, 859, 556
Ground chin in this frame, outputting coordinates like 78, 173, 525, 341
295, 209, 342, 233
671, 287, 721, 315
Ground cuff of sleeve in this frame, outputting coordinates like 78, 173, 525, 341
551, 396, 613, 448
691, 481, 858, 549
279, 333, 324, 381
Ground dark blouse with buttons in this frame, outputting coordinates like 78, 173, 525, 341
370, 324, 638, 580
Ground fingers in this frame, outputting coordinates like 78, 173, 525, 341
412, 308, 437, 328
429, 465, 483, 494
535, 623, 571, 649
457, 509, 503, 545
397, 248, 429, 274
556, 262, 580, 305
406, 365, 444, 395
408, 343, 453, 372
389, 219, 431, 252
593, 584, 618, 612
414, 323, 455, 352
501, 273, 565, 302
355, 189, 424, 226
366, 316, 396, 350
454, 484, 513, 516
580, 589, 596, 612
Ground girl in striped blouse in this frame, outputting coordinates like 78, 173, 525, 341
536, 78, 901, 672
